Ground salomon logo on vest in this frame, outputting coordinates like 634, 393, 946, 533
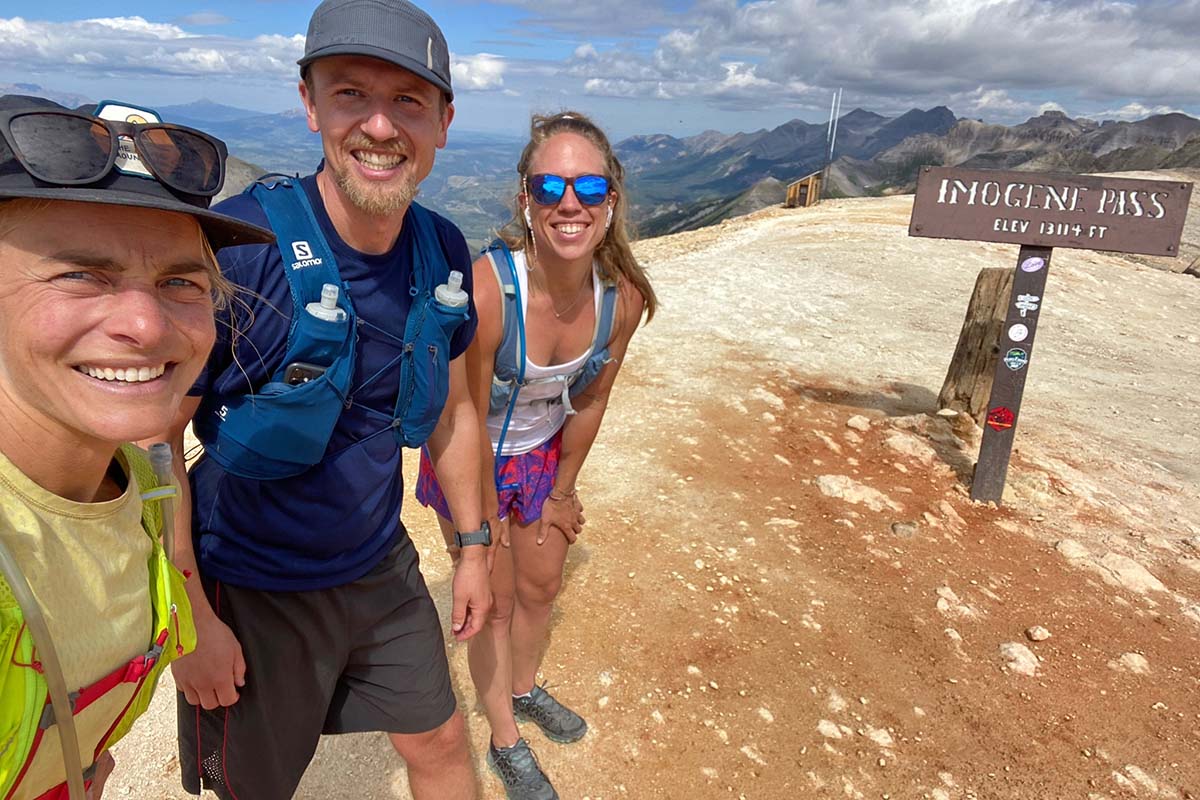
290, 241, 323, 270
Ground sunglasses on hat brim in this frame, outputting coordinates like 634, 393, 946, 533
527, 173, 610, 206
0, 109, 226, 197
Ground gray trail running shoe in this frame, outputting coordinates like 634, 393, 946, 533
487, 738, 559, 800
512, 685, 588, 743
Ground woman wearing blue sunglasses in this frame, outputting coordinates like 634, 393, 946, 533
416, 111, 656, 799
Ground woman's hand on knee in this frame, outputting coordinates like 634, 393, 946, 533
537, 494, 583, 546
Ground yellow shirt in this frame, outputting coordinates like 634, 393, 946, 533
0, 447, 152, 798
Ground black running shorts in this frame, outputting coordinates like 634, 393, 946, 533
177, 535, 457, 800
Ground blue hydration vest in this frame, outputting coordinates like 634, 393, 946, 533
193, 176, 469, 480
482, 240, 618, 467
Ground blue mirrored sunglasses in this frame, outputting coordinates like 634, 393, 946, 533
528, 173, 610, 206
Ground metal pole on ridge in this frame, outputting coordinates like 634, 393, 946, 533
821, 88, 842, 199
828, 88, 842, 164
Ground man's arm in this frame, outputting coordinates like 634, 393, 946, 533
444, 253, 506, 556
425, 353, 492, 641
138, 398, 246, 709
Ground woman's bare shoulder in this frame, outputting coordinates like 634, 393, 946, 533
615, 277, 648, 330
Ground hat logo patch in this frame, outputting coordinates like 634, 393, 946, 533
95, 102, 160, 180
427, 37, 433, 70
114, 135, 152, 179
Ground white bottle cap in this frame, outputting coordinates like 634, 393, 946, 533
435, 270, 469, 308
321, 283, 339, 309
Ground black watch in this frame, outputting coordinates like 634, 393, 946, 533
454, 520, 492, 548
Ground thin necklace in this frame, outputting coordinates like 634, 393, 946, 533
528, 253, 593, 318
550, 272, 593, 319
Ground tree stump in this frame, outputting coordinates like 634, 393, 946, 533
938, 266, 1015, 425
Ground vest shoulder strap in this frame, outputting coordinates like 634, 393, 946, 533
566, 279, 620, 400
405, 203, 451, 295
485, 241, 523, 385
118, 444, 164, 542
247, 177, 354, 351
593, 280, 620, 354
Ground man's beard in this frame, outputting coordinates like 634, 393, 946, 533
332, 142, 419, 216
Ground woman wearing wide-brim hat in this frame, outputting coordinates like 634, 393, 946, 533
0, 94, 271, 800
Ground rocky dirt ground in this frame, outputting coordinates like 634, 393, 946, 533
112, 180, 1200, 799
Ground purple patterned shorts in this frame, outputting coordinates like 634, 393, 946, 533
416, 431, 563, 525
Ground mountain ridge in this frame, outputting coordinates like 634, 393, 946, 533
5, 83, 1197, 245
824, 110, 1200, 202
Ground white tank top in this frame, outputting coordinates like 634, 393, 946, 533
486, 250, 602, 456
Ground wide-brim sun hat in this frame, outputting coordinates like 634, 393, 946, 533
298, 0, 453, 101
0, 94, 273, 251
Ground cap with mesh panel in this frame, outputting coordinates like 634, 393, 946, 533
298, 0, 453, 100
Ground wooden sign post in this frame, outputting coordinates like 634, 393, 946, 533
909, 166, 1192, 504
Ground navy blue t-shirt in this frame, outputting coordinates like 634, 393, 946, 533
189, 171, 477, 591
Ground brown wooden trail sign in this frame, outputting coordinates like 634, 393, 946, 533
909, 166, 1192, 504
910, 167, 1192, 256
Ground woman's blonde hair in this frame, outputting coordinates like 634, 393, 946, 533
499, 111, 657, 322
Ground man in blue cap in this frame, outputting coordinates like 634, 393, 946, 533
148, 1, 494, 797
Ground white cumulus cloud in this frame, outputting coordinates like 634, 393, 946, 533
8, 2, 1200, 125
0, 16, 302, 80
451, 53, 507, 92
520, 0, 1200, 120
86, 16, 192, 39
1092, 101, 1188, 121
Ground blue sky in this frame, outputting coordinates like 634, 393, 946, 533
3, 1, 1198, 139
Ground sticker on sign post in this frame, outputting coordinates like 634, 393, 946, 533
1021, 257, 1045, 273
1014, 294, 1040, 318
986, 407, 1015, 432
1008, 323, 1029, 342
1003, 348, 1029, 370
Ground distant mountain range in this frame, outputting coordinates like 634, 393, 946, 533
619, 107, 959, 236
828, 110, 1200, 203
8, 85, 1200, 247
0, 82, 93, 109
620, 107, 1200, 237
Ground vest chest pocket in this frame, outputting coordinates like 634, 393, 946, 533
194, 318, 356, 481
393, 295, 469, 448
